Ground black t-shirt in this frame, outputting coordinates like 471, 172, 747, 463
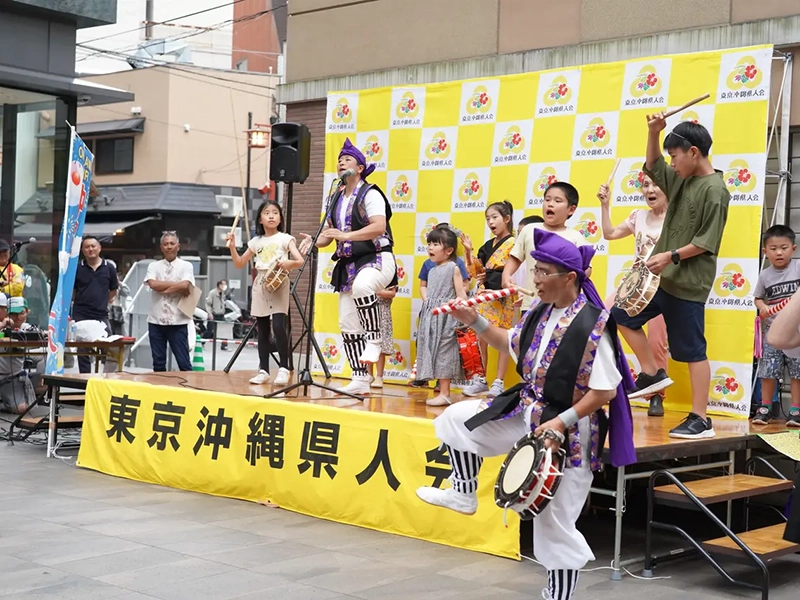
72, 259, 119, 320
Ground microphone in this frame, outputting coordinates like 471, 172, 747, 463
338, 168, 356, 181
13, 237, 36, 250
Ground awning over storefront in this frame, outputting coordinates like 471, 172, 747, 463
16, 183, 222, 215
37, 118, 146, 139
13, 216, 156, 241
0, 63, 133, 106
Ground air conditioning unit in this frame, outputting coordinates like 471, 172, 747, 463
215, 195, 243, 218
212, 226, 242, 249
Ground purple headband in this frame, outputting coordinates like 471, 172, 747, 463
531, 228, 637, 467
338, 138, 376, 180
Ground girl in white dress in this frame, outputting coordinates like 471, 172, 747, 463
226, 201, 303, 385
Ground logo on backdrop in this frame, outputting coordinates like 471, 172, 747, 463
327, 95, 358, 132
393, 89, 423, 127
571, 212, 602, 245
322, 337, 341, 365
573, 113, 618, 160
395, 257, 412, 297
612, 161, 648, 206
419, 217, 440, 250
491, 121, 532, 166
718, 49, 770, 102
460, 80, 499, 124
621, 59, 670, 109
420, 128, 457, 169
318, 256, 336, 292
452, 168, 489, 212
711, 263, 751, 301
614, 259, 636, 290
387, 343, 407, 370
709, 367, 744, 403
526, 163, 571, 209
715, 154, 765, 205
388, 172, 417, 211
356, 131, 388, 171
537, 71, 579, 116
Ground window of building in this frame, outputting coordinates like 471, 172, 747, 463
93, 137, 134, 174
235, 58, 249, 71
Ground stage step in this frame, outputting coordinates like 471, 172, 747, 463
18, 415, 83, 429
703, 524, 800, 560
654, 474, 793, 504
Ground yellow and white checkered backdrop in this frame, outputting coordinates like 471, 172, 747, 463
314, 44, 772, 420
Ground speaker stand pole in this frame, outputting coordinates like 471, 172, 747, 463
266, 180, 360, 400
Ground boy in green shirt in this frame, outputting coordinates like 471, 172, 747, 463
611, 113, 730, 439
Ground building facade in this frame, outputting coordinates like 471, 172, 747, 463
0, 0, 131, 321
75, 0, 235, 74
14, 65, 277, 288
277, 0, 800, 337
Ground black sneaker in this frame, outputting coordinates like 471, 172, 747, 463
409, 379, 430, 388
647, 394, 664, 417
669, 412, 715, 439
752, 405, 772, 425
787, 408, 800, 428
629, 369, 674, 399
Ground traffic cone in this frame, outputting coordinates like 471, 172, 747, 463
192, 335, 205, 372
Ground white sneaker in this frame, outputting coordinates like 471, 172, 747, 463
249, 370, 270, 385
426, 395, 451, 407
416, 486, 477, 515
338, 377, 371, 395
273, 368, 291, 385
359, 341, 382, 365
487, 379, 505, 398
462, 376, 489, 397
371, 377, 384, 389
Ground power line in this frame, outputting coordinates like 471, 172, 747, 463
75, 49, 277, 94
79, 0, 251, 46
77, 5, 284, 64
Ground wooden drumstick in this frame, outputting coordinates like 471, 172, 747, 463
606, 159, 621, 187
509, 283, 535, 297
649, 93, 710, 124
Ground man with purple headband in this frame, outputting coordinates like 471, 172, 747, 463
416, 229, 635, 600
315, 138, 397, 394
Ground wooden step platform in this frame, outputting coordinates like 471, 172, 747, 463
17, 415, 83, 429
654, 474, 794, 504
703, 524, 800, 560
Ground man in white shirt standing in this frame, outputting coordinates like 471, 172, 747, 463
145, 232, 195, 372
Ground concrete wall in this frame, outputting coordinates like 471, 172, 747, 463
285, 0, 800, 82
77, 67, 277, 188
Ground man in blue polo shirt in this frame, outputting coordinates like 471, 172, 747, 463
72, 236, 118, 373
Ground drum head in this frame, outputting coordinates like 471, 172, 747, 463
617, 268, 643, 299
501, 444, 535, 495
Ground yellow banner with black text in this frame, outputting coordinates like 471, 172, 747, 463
77, 378, 519, 559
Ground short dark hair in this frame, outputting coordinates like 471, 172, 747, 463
217, 279, 227, 287
663, 121, 713, 157
763, 225, 796, 245
81, 236, 100, 246
519, 215, 545, 228
544, 182, 579, 207
255, 200, 285, 235
426, 227, 458, 261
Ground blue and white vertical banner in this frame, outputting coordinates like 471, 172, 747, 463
46, 128, 94, 374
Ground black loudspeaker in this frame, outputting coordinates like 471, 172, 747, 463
270, 122, 310, 183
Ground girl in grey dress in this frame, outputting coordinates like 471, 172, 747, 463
416, 227, 467, 406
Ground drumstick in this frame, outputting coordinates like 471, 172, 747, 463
230, 212, 241, 233
432, 288, 517, 316
606, 159, 621, 187
649, 93, 711, 124
509, 283, 535, 297
766, 298, 789, 317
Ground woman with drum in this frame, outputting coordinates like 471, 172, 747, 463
226, 200, 304, 386
416, 229, 635, 600
597, 177, 671, 416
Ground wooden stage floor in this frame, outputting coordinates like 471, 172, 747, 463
50, 370, 795, 463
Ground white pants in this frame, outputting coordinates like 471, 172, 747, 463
435, 399, 595, 571
339, 254, 396, 334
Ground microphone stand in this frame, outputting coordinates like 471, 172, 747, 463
265, 176, 362, 400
